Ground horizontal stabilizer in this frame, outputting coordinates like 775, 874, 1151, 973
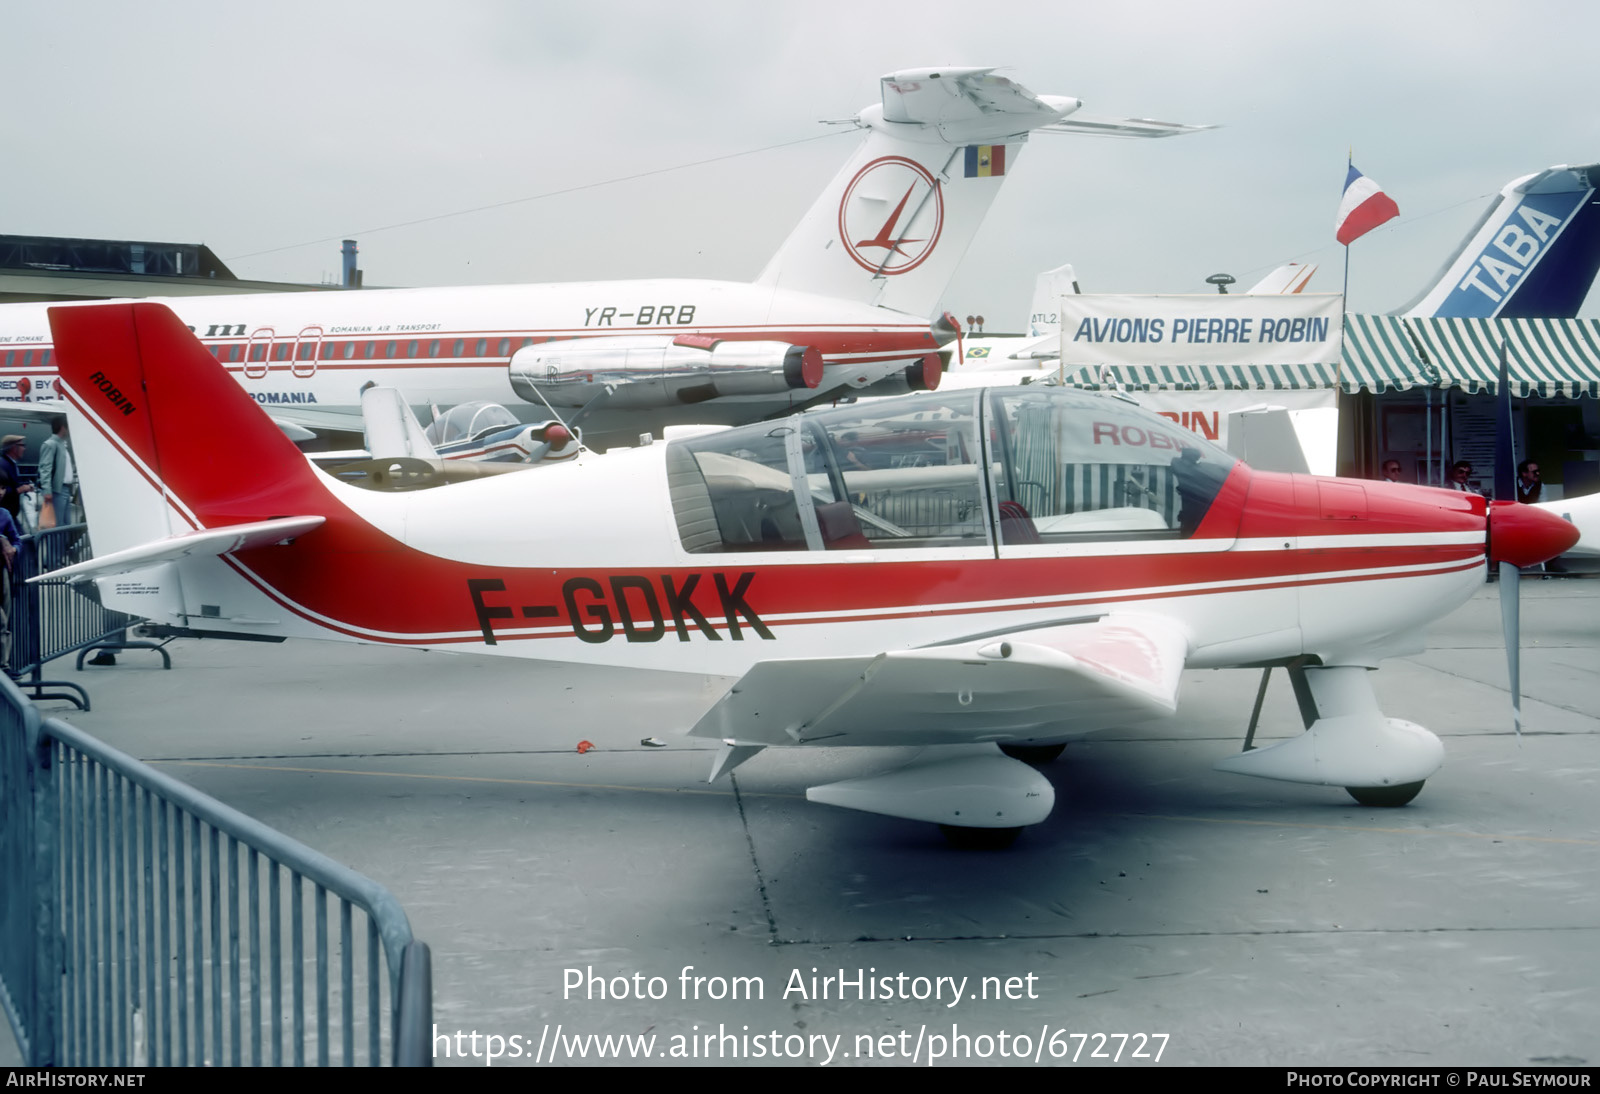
690, 614, 1189, 748
878, 67, 1076, 137
30, 516, 325, 585
1039, 116, 1214, 139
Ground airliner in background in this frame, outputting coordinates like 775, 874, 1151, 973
0, 67, 1201, 449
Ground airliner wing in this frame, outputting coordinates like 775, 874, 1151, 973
264, 405, 366, 438
688, 614, 1189, 747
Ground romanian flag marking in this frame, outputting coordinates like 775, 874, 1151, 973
964, 145, 1006, 178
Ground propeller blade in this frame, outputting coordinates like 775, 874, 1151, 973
1497, 559, 1522, 742
1493, 338, 1521, 741
1494, 340, 1515, 503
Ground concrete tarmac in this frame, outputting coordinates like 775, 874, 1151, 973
3, 580, 1596, 1067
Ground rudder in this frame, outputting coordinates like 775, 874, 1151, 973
51, 302, 332, 551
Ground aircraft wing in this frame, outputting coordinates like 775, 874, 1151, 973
263, 405, 367, 438
30, 516, 325, 585
689, 613, 1189, 748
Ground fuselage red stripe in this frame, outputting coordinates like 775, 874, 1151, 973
220, 546, 1485, 647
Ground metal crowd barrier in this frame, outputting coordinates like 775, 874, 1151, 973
0, 673, 433, 1066
4, 524, 166, 710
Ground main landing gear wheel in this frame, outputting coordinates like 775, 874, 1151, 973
1345, 781, 1425, 807
939, 825, 1023, 850
998, 742, 1066, 764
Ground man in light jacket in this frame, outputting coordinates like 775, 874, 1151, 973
37, 416, 75, 526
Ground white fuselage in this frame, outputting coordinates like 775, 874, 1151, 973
151, 434, 1488, 687
0, 279, 940, 438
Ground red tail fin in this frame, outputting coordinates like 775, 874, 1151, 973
50, 302, 326, 528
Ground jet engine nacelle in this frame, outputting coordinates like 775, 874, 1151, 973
848, 352, 945, 399
508, 334, 824, 410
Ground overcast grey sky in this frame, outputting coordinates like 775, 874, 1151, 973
7, 0, 1599, 329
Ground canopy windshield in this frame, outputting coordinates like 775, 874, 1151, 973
666, 388, 1236, 553
425, 402, 519, 446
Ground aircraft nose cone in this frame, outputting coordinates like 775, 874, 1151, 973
1488, 501, 1581, 567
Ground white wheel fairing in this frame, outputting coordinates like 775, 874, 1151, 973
805, 747, 1055, 829
1214, 664, 1445, 789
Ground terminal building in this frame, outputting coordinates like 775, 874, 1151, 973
0, 233, 349, 305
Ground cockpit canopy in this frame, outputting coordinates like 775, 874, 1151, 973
666, 387, 1238, 553
423, 401, 520, 447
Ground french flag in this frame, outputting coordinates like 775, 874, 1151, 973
1335, 163, 1400, 245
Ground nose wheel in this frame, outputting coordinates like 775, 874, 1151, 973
1345, 781, 1425, 807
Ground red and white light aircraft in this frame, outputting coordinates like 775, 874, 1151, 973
0, 67, 1199, 448
45, 303, 1579, 845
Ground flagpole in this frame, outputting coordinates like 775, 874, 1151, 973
1338, 151, 1352, 397
1334, 154, 1399, 473
1342, 149, 1353, 304
1339, 239, 1349, 391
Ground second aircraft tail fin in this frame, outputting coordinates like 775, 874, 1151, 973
757, 68, 1091, 319
1402, 162, 1600, 318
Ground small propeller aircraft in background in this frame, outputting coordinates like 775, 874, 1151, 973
309, 387, 577, 492
42, 303, 1579, 846
422, 402, 579, 465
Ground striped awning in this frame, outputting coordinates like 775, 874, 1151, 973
1338, 314, 1430, 393
1057, 315, 1600, 397
1059, 362, 1345, 391
1403, 318, 1600, 398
